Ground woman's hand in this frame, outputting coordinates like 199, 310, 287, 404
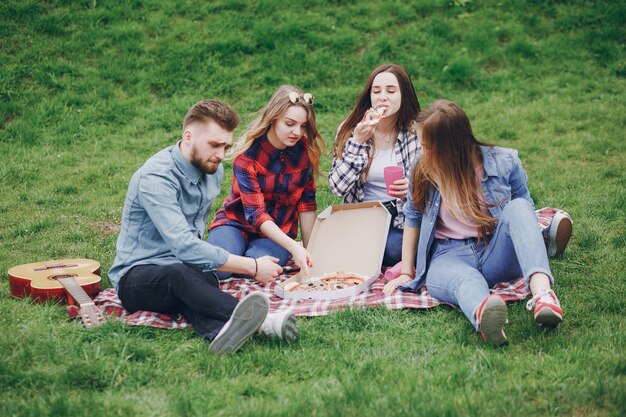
388, 178, 409, 199
253, 256, 283, 285
290, 244, 314, 276
258, 220, 313, 277
383, 274, 412, 294
352, 121, 376, 144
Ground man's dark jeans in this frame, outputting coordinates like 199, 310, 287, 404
118, 263, 238, 340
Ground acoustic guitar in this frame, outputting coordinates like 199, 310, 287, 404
8, 259, 104, 328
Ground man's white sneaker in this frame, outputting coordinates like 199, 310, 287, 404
259, 308, 298, 343
209, 292, 269, 354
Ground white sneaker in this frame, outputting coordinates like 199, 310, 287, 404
548, 211, 572, 257
259, 308, 298, 343
209, 292, 269, 354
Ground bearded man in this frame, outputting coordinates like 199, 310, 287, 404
109, 100, 296, 354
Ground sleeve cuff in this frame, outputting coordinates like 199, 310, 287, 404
212, 246, 230, 269
252, 212, 274, 230
344, 138, 369, 154
205, 246, 230, 270
297, 200, 317, 213
402, 199, 422, 227
403, 217, 420, 228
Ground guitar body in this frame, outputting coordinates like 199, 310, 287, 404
8, 258, 102, 304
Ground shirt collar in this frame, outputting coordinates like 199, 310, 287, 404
479, 146, 499, 178
259, 134, 298, 159
397, 129, 408, 144
172, 141, 203, 184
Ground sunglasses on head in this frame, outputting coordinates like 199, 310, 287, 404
288, 92, 314, 105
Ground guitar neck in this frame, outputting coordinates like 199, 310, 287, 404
56, 277, 104, 328
57, 277, 95, 305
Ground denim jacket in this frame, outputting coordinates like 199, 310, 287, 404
400, 145, 534, 292
108, 143, 230, 289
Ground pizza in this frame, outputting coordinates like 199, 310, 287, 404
362, 106, 385, 126
284, 272, 367, 292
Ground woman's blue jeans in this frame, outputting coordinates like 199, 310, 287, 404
207, 225, 290, 280
425, 198, 554, 330
383, 225, 403, 267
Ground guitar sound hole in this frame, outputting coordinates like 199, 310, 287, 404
48, 274, 79, 280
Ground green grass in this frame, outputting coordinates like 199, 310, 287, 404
1, 0, 625, 416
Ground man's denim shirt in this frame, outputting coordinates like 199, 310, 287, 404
400, 145, 535, 292
108, 143, 229, 290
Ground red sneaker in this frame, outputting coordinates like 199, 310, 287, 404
476, 294, 508, 346
526, 289, 563, 327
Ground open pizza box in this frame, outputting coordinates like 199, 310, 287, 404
275, 201, 391, 300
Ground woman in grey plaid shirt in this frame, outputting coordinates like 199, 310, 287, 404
329, 64, 422, 266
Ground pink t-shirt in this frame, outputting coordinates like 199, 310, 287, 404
434, 164, 487, 240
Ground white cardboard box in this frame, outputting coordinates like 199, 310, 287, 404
275, 201, 391, 300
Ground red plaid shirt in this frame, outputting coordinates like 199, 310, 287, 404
209, 134, 317, 239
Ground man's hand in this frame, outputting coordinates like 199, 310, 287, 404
254, 256, 283, 285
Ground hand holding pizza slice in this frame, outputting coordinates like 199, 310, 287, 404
362, 106, 386, 126
352, 106, 386, 143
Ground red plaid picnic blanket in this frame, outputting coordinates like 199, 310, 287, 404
93, 207, 567, 328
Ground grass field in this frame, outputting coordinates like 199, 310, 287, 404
1, 1, 625, 416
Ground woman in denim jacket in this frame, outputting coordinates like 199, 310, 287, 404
383, 100, 563, 346
330, 64, 571, 269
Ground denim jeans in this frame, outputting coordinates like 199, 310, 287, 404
117, 263, 239, 341
383, 225, 403, 267
425, 199, 554, 330
207, 225, 291, 280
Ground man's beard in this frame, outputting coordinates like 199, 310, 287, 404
190, 145, 219, 174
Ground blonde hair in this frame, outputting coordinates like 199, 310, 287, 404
231, 85, 325, 177
411, 100, 497, 238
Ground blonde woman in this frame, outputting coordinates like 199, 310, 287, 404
208, 85, 324, 280
383, 100, 563, 346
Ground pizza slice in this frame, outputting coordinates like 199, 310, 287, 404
362, 106, 386, 126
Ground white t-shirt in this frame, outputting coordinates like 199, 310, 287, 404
363, 147, 399, 202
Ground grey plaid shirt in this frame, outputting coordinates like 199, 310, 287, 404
328, 129, 421, 229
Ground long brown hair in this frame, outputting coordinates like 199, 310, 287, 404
231, 85, 325, 177
333, 64, 421, 164
411, 100, 497, 238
